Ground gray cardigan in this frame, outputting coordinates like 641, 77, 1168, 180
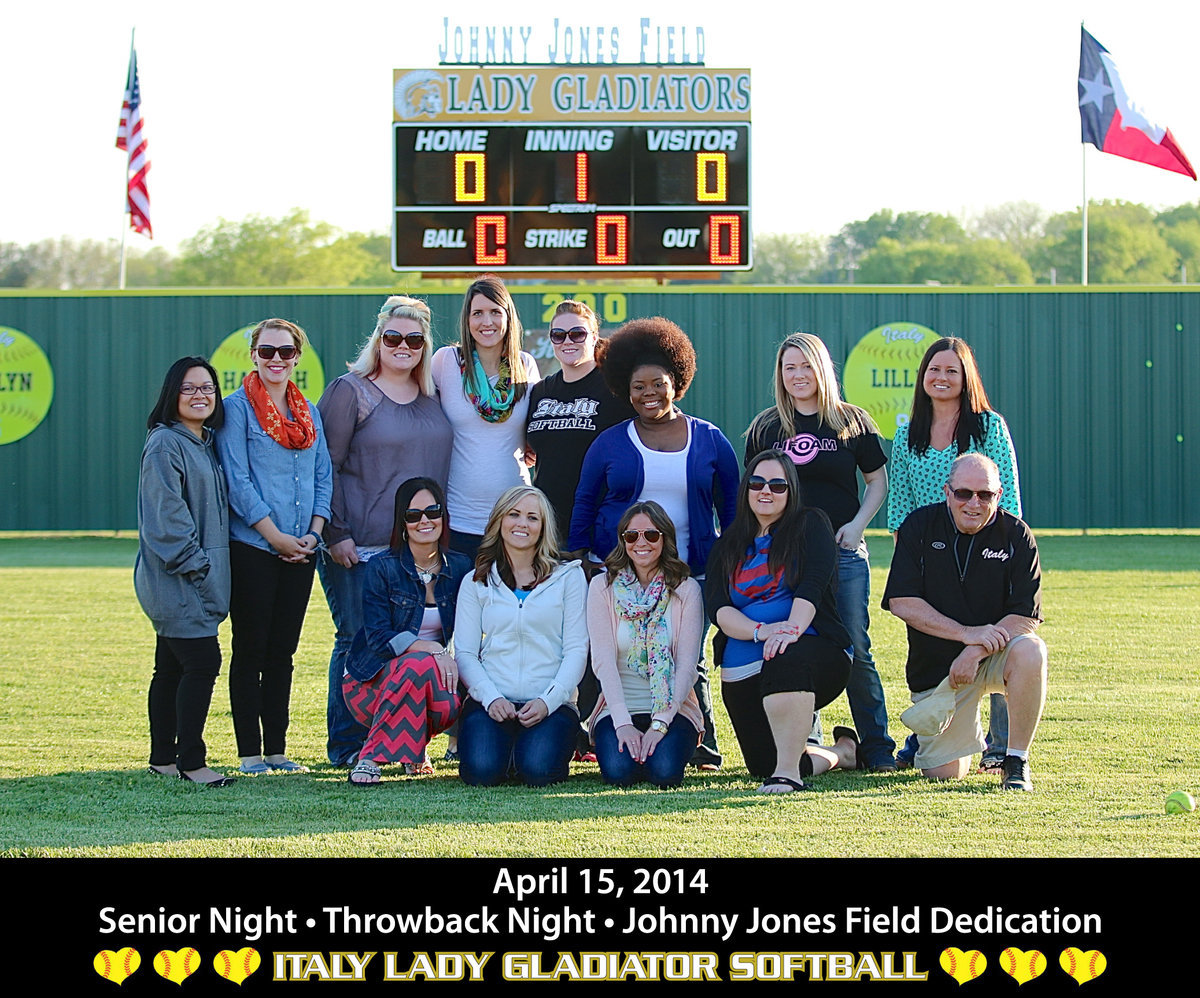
134, 422, 230, 638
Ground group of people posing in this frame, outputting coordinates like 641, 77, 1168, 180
135, 273, 1048, 794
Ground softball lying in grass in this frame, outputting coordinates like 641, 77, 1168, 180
1165, 790, 1195, 814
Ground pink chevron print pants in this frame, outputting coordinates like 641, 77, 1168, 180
342, 653, 461, 765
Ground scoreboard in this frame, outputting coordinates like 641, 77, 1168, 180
392, 67, 751, 272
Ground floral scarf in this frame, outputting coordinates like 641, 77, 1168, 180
462, 350, 516, 423
612, 569, 674, 715
242, 372, 317, 449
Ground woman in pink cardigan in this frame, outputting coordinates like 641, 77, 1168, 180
586, 501, 704, 788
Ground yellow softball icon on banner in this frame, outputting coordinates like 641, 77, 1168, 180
210, 323, 326, 403
93, 947, 141, 984
153, 947, 202, 984
0, 326, 54, 445
842, 321, 940, 440
214, 947, 261, 985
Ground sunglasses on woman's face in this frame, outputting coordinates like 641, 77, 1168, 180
622, 529, 662, 544
548, 326, 590, 344
747, 476, 789, 494
404, 504, 444, 523
381, 331, 426, 349
254, 344, 298, 360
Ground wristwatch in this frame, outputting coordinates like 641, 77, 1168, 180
649, 719, 669, 734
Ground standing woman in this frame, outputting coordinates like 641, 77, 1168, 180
525, 299, 634, 539
455, 487, 587, 786
707, 453, 859, 793
216, 318, 332, 775
316, 295, 451, 767
343, 478, 472, 785
745, 332, 894, 771
886, 336, 1022, 771
568, 316, 739, 769
432, 274, 541, 560
136, 357, 232, 787
587, 502, 704, 788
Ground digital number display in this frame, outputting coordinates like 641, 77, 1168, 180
392, 123, 751, 271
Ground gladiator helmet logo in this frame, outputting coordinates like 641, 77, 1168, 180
395, 70, 445, 120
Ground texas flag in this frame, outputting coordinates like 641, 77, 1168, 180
1078, 27, 1196, 180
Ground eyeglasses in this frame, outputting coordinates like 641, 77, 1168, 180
748, 476, 789, 494
549, 326, 590, 344
949, 488, 997, 503
381, 331, 426, 349
622, 529, 663, 544
179, 383, 217, 396
254, 344, 298, 360
404, 504, 444, 524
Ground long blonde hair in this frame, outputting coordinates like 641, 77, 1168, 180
347, 295, 435, 396
473, 486, 561, 587
758, 331, 877, 441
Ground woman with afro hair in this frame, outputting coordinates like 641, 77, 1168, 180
567, 316, 739, 769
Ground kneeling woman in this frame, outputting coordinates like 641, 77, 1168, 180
344, 478, 472, 785
707, 453, 860, 793
587, 502, 704, 788
455, 487, 587, 786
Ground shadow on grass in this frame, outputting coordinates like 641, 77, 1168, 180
1, 764, 936, 854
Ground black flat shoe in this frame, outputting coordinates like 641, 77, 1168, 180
178, 771, 234, 787
147, 765, 176, 777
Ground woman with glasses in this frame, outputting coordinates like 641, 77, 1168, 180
137, 357, 232, 786
886, 336, 1022, 772
217, 319, 332, 775
432, 274, 541, 560
343, 478, 472, 786
707, 453, 860, 793
586, 502, 704, 788
744, 332, 894, 771
568, 316, 739, 770
454, 486, 587, 786
316, 296, 452, 767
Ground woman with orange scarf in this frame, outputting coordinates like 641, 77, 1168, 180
216, 318, 332, 775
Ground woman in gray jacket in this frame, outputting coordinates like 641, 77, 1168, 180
135, 357, 233, 787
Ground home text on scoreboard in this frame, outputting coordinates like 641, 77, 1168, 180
392, 67, 751, 272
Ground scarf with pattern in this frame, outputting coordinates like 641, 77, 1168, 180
612, 569, 674, 715
242, 372, 317, 449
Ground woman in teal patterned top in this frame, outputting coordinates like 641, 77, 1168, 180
886, 336, 1022, 772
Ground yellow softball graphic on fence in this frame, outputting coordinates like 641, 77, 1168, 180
939, 947, 986, 984
1060, 947, 1107, 985
842, 321, 940, 440
214, 947, 261, 985
210, 323, 325, 404
999, 947, 1046, 985
93, 947, 141, 984
153, 947, 201, 984
0, 326, 54, 445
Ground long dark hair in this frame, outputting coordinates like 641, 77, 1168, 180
603, 501, 690, 592
458, 273, 531, 403
906, 337, 993, 456
709, 451, 833, 592
146, 356, 224, 431
388, 477, 449, 552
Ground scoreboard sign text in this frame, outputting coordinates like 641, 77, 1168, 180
392, 67, 751, 272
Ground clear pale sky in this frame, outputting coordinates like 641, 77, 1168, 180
2, 0, 1198, 251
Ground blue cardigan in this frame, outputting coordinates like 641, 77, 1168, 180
567, 415, 740, 576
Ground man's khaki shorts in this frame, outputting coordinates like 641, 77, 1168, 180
911, 634, 1036, 771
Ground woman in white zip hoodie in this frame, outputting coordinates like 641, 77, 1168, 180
454, 486, 587, 786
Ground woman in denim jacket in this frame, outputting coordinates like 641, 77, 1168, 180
343, 478, 472, 785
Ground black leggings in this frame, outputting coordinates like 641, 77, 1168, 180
721, 635, 850, 779
148, 634, 221, 772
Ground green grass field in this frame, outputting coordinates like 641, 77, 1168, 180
2, 531, 1198, 858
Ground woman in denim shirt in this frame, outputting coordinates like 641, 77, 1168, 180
344, 478, 472, 786
216, 319, 332, 776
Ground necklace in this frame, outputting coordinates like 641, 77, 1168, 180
414, 554, 440, 586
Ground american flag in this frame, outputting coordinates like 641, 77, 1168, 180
116, 48, 152, 237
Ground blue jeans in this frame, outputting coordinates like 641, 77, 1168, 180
834, 542, 895, 767
316, 554, 370, 765
594, 714, 697, 788
458, 701, 578, 787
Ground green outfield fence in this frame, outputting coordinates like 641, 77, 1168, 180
2, 285, 1197, 530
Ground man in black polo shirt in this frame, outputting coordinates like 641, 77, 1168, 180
882, 453, 1047, 791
